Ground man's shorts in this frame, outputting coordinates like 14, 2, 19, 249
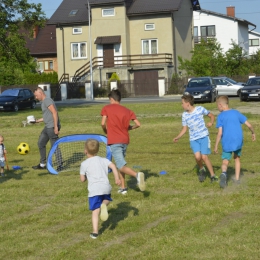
190, 136, 211, 155
89, 194, 112, 211
222, 149, 242, 160
110, 144, 127, 169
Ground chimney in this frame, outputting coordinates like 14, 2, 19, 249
226, 6, 235, 17
33, 25, 39, 39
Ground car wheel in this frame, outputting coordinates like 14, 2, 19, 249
13, 104, 19, 112
237, 89, 241, 96
31, 101, 36, 109
239, 94, 247, 102
210, 94, 214, 103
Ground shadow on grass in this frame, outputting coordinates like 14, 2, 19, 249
0, 169, 29, 183
184, 164, 254, 183
99, 201, 139, 234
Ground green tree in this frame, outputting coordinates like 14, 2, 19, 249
248, 49, 260, 75
225, 40, 250, 76
0, 0, 45, 85
178, 39, 226, 76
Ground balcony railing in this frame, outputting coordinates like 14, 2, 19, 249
194, 36, 216, 44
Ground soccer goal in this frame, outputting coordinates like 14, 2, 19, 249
47, 134, 111, 174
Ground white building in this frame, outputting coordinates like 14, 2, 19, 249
249, 30, 260, 55
193, 6, 256, 54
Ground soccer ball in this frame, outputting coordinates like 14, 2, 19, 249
17, 143, 30, 155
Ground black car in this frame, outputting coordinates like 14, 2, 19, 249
240, 77, 260, 101
184, 77, 218, 103
0, 88, 36, 112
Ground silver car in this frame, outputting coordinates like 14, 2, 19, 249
213, 77, 243, 96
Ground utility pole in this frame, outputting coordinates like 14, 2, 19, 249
88, 0, 94, 100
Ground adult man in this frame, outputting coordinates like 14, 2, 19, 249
32, 87, 62, 170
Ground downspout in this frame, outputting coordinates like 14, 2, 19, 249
171, 12, 178, 74
59, 26, 66, 74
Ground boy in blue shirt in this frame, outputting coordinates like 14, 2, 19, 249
214, 96, 256, 188
173, 94, 218, 183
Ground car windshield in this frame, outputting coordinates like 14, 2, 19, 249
246, 78, 260, 86
188, 79, 210, 87
1, 89, 19, 96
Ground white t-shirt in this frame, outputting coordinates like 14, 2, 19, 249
182, 106, 210, 141
80, 156, 112, 197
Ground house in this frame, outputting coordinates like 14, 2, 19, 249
25, 24, 58, 73
47, 0, 201, 96
193, 6, 256, 54
249, 30, 260, 55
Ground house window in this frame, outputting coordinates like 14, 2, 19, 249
71, 42, 87, 59
106, 72, 115, 79
193, 26, 198, 43
102, 8, 115, 17
142, 39, 158, 54
38, 61, 53, 71
145, 23, 155, 31
73, 27, 82, 34
201, 25, 215, 37
69, 10, 78, 16
249, 39, 259, 46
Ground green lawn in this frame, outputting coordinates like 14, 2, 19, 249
0, 99, 260, 259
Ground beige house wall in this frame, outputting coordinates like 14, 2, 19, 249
56, 25, 89, 80
91, 6, 129, 55
129, 14, 173, 55
172, 0, 193, 72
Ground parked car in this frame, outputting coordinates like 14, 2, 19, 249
184, 77, 218, 103
240, 77, 260, 101
0, 88, 36, 112
213, 77, 243, 96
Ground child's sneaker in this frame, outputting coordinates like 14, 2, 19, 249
100, 203, 108, 221
90, 233, 98, 239
118, 188, 128, 195
137, 172, 145, 191
219, 173, 227, 188
198, 167, 206, 182
210, 175, 218, 183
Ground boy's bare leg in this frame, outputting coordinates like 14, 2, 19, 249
221, 159, 229, 173
194, 152, 203, 169
119, 166, 137, 188
234, 155, 241, 180
202, 155, 215, 177
92, 208, 100, 234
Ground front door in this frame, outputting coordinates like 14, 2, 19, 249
103, 44, 114, 68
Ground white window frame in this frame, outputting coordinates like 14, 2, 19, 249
102, 8, 115, 17
249, 39, 259, 46
73, 27, 82, 34
141, 39, 158, 54
71, 42, 87, 59
145, 23, 155, 31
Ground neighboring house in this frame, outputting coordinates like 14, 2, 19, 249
193, 6, 256, 54
47, 0, 201, 96
249, 30, 260, 55
25, 24, 58, 74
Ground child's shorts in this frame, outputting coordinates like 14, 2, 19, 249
89, 194, 112, 211
110, 144, 127, 169
0, 161, 5, 167
222, 149, 241, 160
190, 136, 211, 155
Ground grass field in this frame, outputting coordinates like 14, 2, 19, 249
0, 99, 260, 259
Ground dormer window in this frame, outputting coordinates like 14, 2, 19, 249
69, 10, 78, 16
102, 8, 115, 17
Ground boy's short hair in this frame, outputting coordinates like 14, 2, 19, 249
85, 139, 99, 155
108, 89, 121, 102
182, 94, 194, 106
217, 95, 229, 105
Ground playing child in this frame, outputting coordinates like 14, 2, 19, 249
80, 139, 121, 239
173, 94, 218, 182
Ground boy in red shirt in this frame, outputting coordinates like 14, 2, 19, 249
101, 89, 145, 194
